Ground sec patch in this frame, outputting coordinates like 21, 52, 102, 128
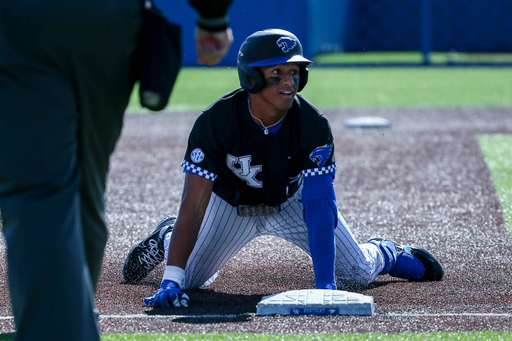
190, 148, 205, 163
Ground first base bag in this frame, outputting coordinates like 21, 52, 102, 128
137, 0, 182, 111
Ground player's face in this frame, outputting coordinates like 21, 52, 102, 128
257, 63, 300, 112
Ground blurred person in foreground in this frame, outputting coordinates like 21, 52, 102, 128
0, 0, 233, 340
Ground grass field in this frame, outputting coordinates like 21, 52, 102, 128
479, 134, 512, 236
314, 51, 512, 65
2, 330, 512, 341
128, 67, 512, 112
101, 331, 512, 340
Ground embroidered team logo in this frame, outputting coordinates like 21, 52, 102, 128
190, 148, 205, 163
276, 37, 297, 53
309, 144, 333, 167
226, 154, 262, 188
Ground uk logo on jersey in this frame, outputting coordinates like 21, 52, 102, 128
276, 37, 296, 53
309, 144, 333, 167
226, 154, 262, 188
190, 148, 205, 163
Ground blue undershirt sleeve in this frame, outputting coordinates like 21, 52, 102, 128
302, 173, 338, 290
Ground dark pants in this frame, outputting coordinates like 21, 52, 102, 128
0, 0, 143, 340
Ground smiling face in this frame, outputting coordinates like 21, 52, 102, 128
254, 63, 301, 113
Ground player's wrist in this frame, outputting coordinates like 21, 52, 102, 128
196, 14, 229, 32
163, 265, 185, 286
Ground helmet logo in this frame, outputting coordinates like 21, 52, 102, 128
276, 37, 297, 53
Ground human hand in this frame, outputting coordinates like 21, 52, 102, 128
143, 280, 190, 307
195, 27, 233, 65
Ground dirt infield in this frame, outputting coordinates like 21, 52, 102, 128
1, 106, 512, 334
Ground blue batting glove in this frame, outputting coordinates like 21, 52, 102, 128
144, 280, 190, 308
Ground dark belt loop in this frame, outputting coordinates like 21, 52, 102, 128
237, 204, 281, 217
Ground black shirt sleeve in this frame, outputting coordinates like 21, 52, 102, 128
188, 0, 233, 31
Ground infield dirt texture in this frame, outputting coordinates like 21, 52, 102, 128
1, 107, 512, 334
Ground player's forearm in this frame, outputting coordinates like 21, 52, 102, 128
166, 173, 213, 268
166, 213, 202, 268
302, 174, 337, 290
303, 197, 337, 290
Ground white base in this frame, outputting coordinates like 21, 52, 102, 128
345, 116, 391, 128
256, 289, 375, 316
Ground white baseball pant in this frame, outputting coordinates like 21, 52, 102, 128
164, 186, 386, 289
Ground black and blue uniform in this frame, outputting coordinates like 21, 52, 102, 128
163, 88, 343, 290
182, 88, 336, 206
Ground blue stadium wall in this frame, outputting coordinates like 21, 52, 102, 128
154, 0, 512, 66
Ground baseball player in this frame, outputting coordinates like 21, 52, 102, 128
123, 29, 444, 308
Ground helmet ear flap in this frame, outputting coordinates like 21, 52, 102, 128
238, 65, 265, 94
298, 66, 309, 92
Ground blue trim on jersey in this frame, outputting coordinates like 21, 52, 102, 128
181, 160, 217, 181
302, 164, 336, 177
302, 174, 337, 290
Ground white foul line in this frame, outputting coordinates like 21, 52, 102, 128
387, 313, 512, 318
1, 312, 512, 321
0, 314, 243, 321
98, 312, 512, 319
100, 314, 244, 319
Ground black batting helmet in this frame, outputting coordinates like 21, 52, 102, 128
237, 29, 313, 94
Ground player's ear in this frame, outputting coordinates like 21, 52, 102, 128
248, 76, 255, 85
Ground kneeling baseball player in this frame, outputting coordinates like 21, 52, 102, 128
123, 29, 444, 308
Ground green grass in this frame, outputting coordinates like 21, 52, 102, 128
479, 134, 512, 237
98, 332, 512, 340
128, 67, 512, 112
128, 67, 239, 113
2, 331, 512, 341
302, 68, 512, 108
314, 51, 512, 64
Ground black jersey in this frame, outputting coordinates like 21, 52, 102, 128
182, 88, 336, 207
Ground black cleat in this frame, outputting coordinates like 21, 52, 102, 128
123, 215, 176, 283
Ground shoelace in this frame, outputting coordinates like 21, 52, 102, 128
138, 239, 164, 269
